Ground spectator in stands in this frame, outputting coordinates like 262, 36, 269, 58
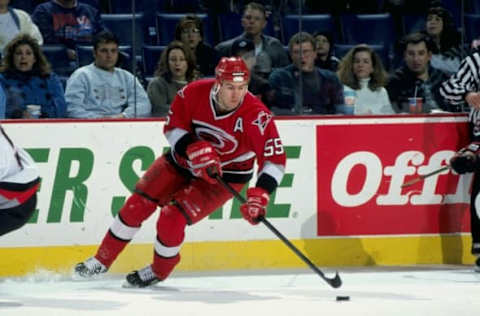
268, 32, 343, 115
230, 37, 273, 105
147, 41, 196, 117
0, 0, 43, 53
0, 34, 66, 119
174, 15, 218, 77
422, 6, 462, 75
215, 2, 289, 75
65, 31, 150, 118
32, 0, 106, 62
387, 32, 451, 113
337, 44, 393, 115
313, 31, 339, 72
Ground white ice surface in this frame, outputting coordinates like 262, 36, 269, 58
1, 266, 479, 316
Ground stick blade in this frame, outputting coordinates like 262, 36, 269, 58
328, 271, 342, 288
401, 178, 421, 188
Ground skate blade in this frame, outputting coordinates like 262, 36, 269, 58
121, 280, 160, 289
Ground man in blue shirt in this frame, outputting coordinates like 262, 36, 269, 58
32, 0, 106, 62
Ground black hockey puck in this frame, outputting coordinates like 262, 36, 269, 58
336, 295, 350, 301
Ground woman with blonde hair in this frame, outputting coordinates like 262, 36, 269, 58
147, 40, 197, 117
0, 33, 66, 118
337, 44, 393, 115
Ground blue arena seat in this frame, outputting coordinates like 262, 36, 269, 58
156, 13, 213, 46
218, 12, 276, 42
142, 45, 166, 77
282, 14, 336, 44
402, 14, 425, 36
41, 45, 76, 77
76, 45, 94, 67
109, 0, 156, 13
465, 14, 480, 44
440, 0, 461, 26
334, 44, 390, 70
79, 0, 99, 9
341, 14, 396, 49
101, 13, 145, 55
156, 0, 203, 13
470, 0, 480, 14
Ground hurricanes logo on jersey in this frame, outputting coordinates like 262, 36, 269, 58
252, 111, 272, 135
177, 85, 187, 98
192, 120, 238, 155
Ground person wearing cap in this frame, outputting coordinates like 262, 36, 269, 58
74, 57, 287, 288
230, 37, 273, 105
215, 2, 288, 76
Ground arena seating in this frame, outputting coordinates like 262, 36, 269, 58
142, 45, 166, 77
101, 13, 146, 54
282, 14, 337, 44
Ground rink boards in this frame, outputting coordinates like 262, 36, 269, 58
0, 114, 476, 276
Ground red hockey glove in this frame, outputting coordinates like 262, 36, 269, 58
240, 187, 269, 225
450, 142, 480, 174
186, 140, 222, 184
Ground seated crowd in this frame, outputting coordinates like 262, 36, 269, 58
0, 0, 476, 119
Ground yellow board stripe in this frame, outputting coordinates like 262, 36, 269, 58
0, 235, 476, 277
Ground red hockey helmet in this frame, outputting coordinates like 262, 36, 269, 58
215, 57, 250, 84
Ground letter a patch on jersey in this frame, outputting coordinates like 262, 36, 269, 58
252, 111, 272, 135
234, 118, 243, 133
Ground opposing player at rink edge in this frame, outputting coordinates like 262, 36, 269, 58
0, 125, 40, 236
448, 143, 480, 272
74, 57, 287, 287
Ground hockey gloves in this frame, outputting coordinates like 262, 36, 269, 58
186, 140, 222, 184
240, 187, 269, 225
450, 142, 480, 174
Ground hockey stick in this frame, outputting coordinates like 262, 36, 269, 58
213, 174, 342, 289
401, 165, 450, 188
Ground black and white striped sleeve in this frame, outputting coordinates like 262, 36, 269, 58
440, 52, 480, 105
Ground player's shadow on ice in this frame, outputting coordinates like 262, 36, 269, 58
0, 297, 126, 312
0, 301, 23, 308
115, 286, 277, 303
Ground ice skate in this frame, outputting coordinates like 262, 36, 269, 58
123, 265, 160, 288
74, 257, 108, 279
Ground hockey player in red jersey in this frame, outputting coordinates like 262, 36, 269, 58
0, 125, 40, 236
75, 57, 287, 287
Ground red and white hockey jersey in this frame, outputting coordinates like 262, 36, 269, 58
164, 79, 286, 192
0, 126, 40, 209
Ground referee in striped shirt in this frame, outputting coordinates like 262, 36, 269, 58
440, 51, 480, 272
